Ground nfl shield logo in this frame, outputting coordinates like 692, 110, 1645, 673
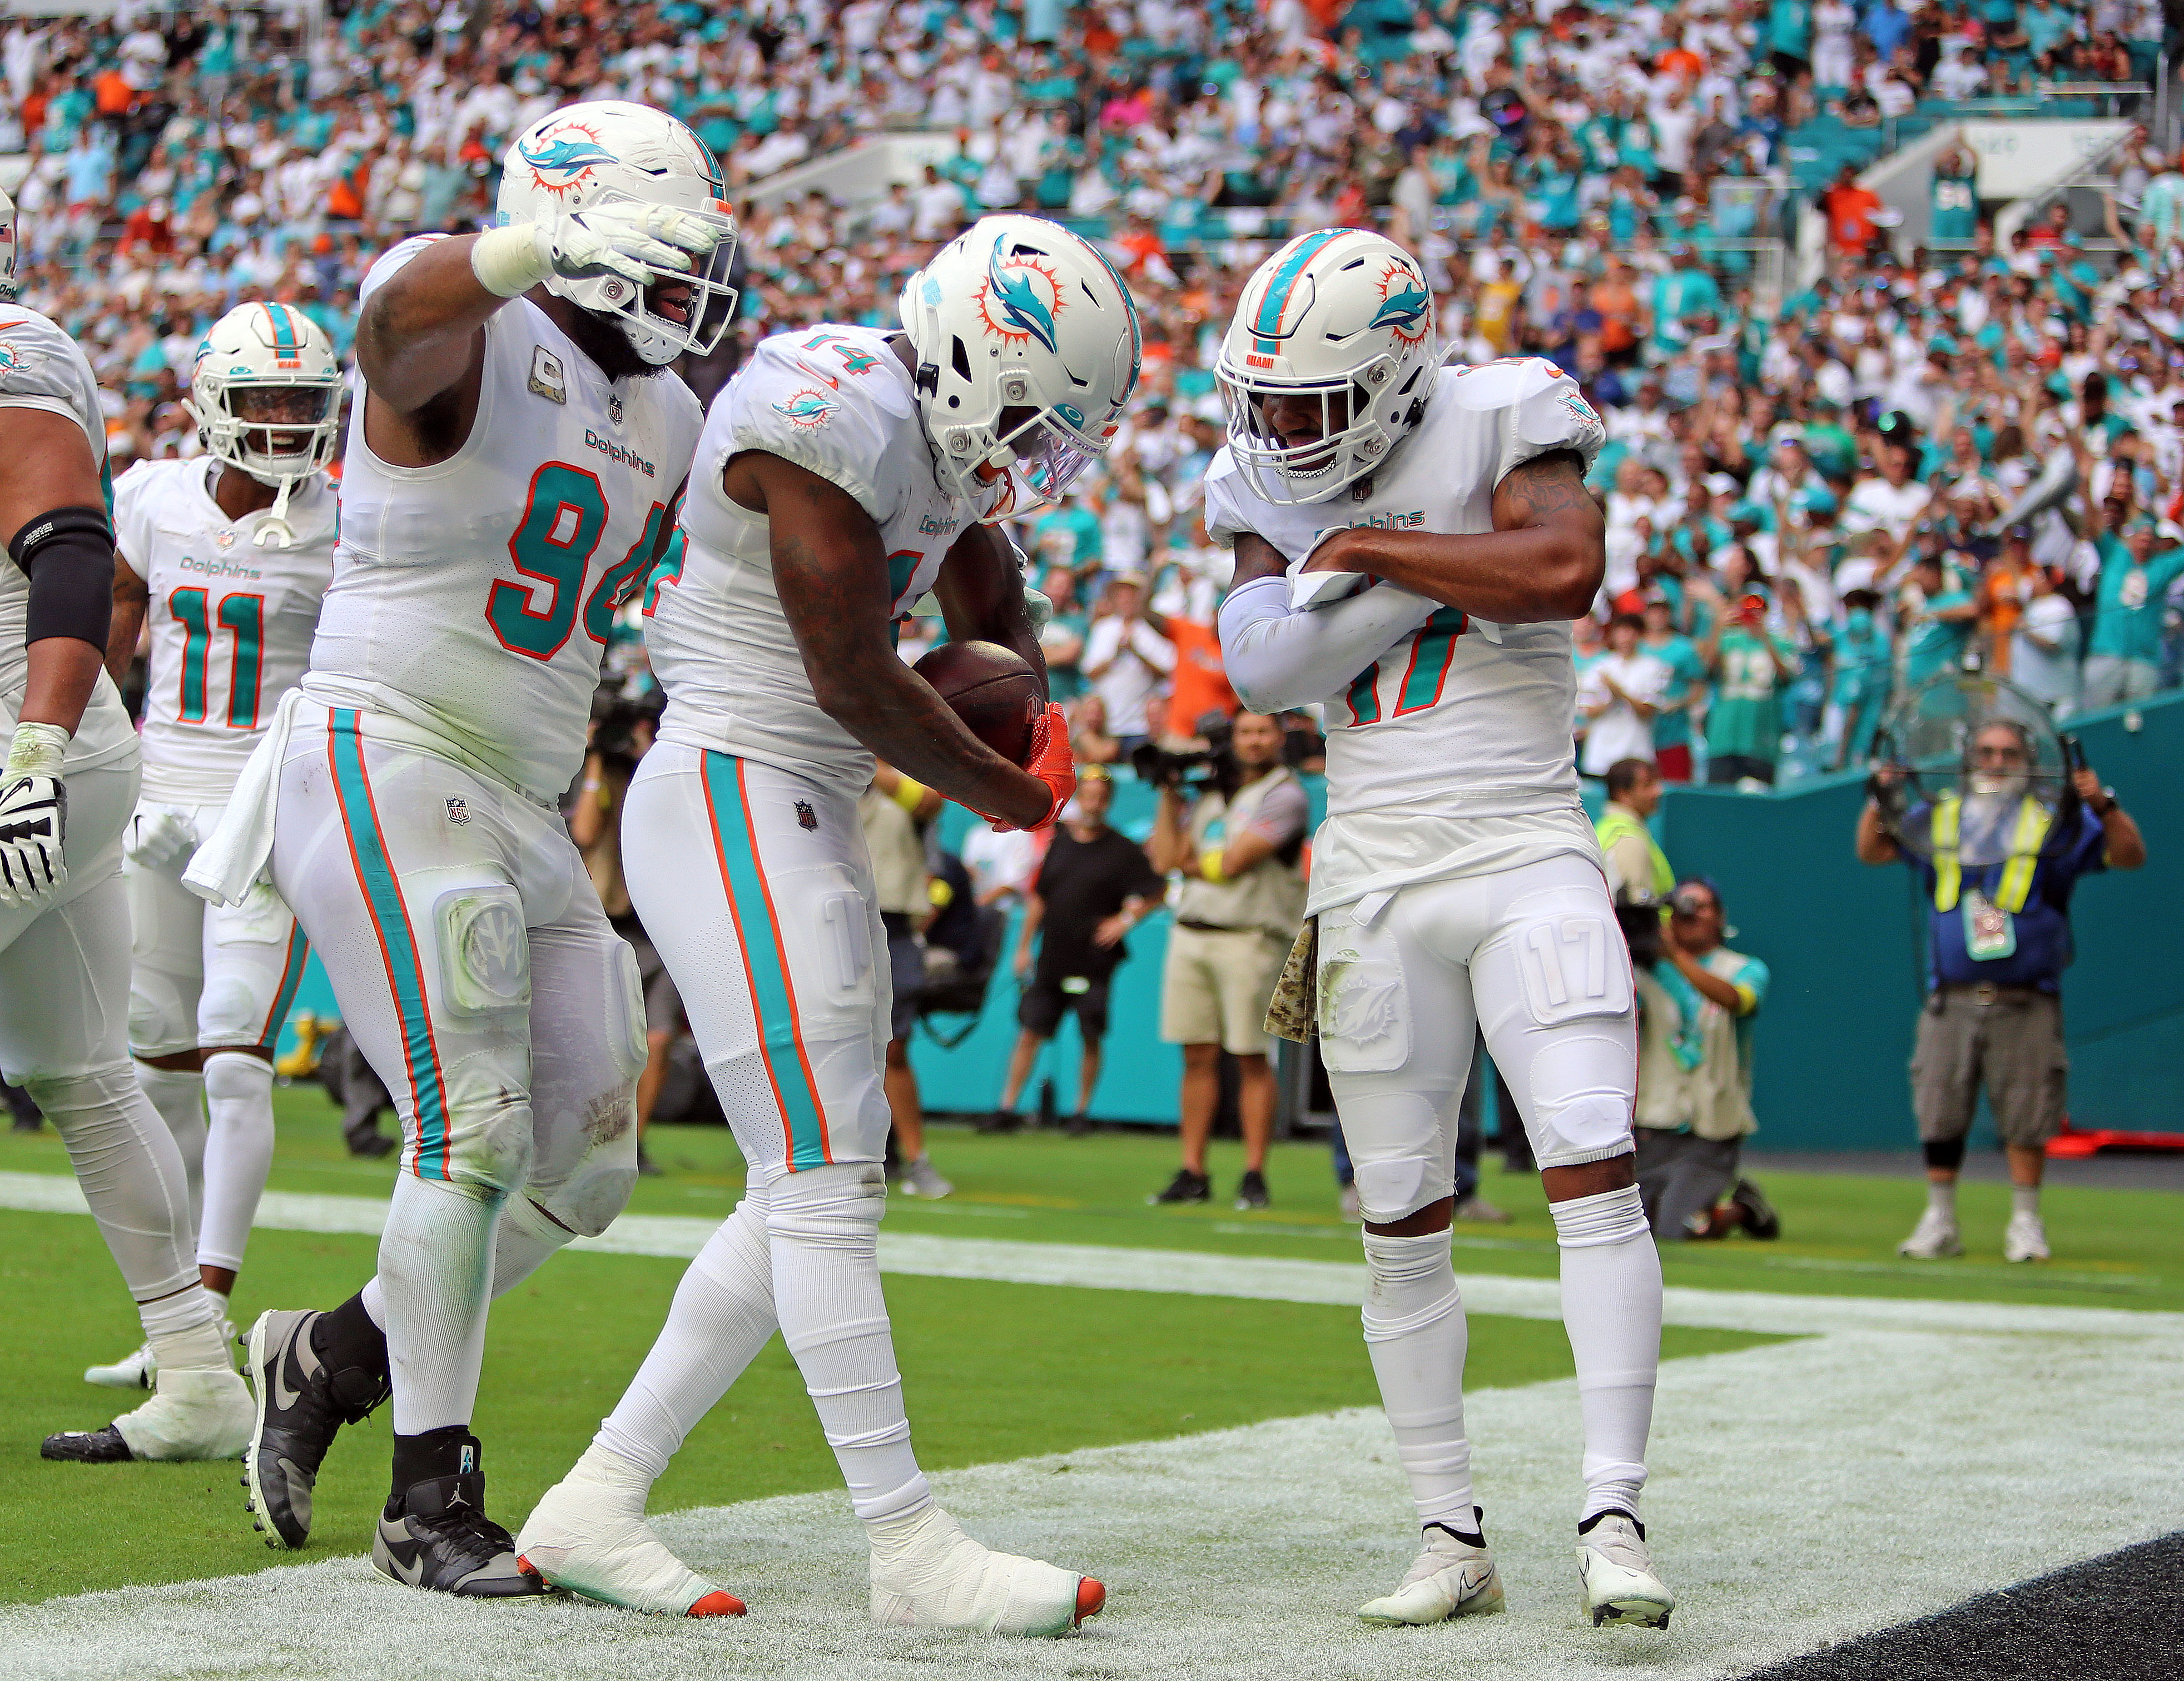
445, 797, 470, 826
795, 800, 817, 832
608, 394, 624, 425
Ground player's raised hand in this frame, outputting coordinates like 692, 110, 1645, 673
0, 727, 69, 909
471, 202, 727, 298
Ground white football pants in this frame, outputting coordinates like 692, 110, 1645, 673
599, 745, 929, 1523
1318, 852, 1661, 1526
0, 755, 219, 1341
126, 799, 309, 1273
267, 701, 647, 1431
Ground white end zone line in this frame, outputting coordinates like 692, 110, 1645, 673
1, 1170, 2171, 1340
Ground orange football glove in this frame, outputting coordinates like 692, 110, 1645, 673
981, 702, 1075, 833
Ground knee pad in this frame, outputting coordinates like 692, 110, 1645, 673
1551, 1184, 1649, 1249
502, 1188, 581, 1255
128, 974, 196, 1061
202, 1050, 273, 1106
26, 1062, 141, 1123
766, 1161, 885, 1247
524, 1146, 637, 1240
1923, 1137, 1967, 1172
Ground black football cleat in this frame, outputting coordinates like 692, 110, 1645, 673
41, 1425, 132, 1462
374, 1450, 555, 1598
243, 1309, 389, 1549
1149, 1167, 1211, 1205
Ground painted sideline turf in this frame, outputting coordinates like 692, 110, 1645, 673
3, 1302, 2177, 1681
7, 1172, 2166, 1341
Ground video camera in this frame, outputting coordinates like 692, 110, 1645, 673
1130, 711, 1238, 799
588, 675, 664, 764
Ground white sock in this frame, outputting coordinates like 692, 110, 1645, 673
1360, 1230, 1476, 1532
34, 1064, 201, 1309
1552, 1183, 1661, 1525
205, 1287, 230, 1323
140, 1283, 231, 1371
1928, 1178, 1958, 1220
378, 1173, 500, 1435
2011, 1185, 2040, 1220
135, 1062, 207, 1238
361, 1274, 387, 1329
597, 1187, 778, 1481
767, 1163, 930, 1524
198, 1052, 274, 1275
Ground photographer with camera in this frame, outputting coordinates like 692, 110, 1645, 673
1629, 878, 1779, 1243
1858, 720, 2145, 1262
1144, 712, 1308, 1211
570, 679, 677, 1176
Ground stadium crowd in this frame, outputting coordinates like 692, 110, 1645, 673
8, 0, 2182, 793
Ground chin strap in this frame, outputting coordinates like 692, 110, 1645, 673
253, 476, 299, 549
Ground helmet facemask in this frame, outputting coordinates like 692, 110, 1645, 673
546, 189, 741, 366
1218, 355, 1425, 505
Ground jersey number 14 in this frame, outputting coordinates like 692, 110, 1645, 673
487, 462, 683, 660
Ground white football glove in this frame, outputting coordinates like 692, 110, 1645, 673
124, 802, 197, 868
471, 202, 727, 299
0, 722, 70, 911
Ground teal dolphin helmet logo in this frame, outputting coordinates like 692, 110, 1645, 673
977, 246, 1061, 353
517, 128, 620, 189
1368, 269, 1432, 340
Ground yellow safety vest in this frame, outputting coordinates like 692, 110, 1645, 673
1931, 794, 2050, 913
1595, 807, 1674, 898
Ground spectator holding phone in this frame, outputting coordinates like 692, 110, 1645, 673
1701, 589, 1799, 785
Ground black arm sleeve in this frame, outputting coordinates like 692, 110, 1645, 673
10, 505, 115, 650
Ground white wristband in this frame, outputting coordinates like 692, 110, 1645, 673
7, 720, 70, 775
470, 222, 550, 299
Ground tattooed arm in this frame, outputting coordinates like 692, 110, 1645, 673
723, 448, 1054, 827
931, 519, 1048, 689
1301, 448, 1606, 621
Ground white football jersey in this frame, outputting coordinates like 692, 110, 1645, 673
0, 304, 135, 773
314, 235, 704, 803
116, 459, 335, 800
1204, 357, 1607, 913
648, 324, 1016, 793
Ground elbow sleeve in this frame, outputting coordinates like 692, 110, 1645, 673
1217, 575, 1439, 713
11, 506, 115, 651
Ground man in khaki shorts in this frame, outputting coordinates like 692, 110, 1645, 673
1147, 712, 1307, 1211
1857, 721, 2146, 1261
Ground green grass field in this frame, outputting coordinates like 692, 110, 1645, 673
0, 1080, 2173, 1607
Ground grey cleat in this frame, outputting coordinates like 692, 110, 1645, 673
242, 1309, 388, 1549
373, 1454, 555, 1598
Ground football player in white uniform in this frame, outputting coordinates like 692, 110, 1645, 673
512, 216, 1132, 1634
81, 301, 343, 1395
182, 102, 732, 1594
0, 187, 256, 1465
1209, 231, 1674, 1629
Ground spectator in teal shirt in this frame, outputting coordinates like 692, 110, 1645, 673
1701, 593, 1800, 785
1642, 594, 1709, 783
1898, 553, 1979, 687
2082, 518, 2184, 708
1033, 498, 1104, 582
1826, 587, 1894, 767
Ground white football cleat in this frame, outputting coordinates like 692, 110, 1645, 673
86, 1316, 235, 1389
1897, 1208, 1963, 1259
898, 1157, 954, 1199
868, 1505, 1103, 1637
1576, 1511, 1673, 1629
85, 1341, 157, 1390
1358, 1524, 1506, 1627
516, 1451, 744, 1617
2003, 1210, 2050, 1263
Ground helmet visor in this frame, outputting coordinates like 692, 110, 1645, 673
995, 405, 1107, 501
593, 193, 740, 360
215, 376, 344, 477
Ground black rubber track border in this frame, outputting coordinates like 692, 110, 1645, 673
1739, 1530, 2184, 1680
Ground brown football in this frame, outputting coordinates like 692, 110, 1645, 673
913, 639, 1044, 767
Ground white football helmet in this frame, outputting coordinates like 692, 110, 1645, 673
0, 183, 19, 301
1215, 228, 1439, 505
497, 100, 739, 366
186, 301, 345, 546
899, 215, 1140, 505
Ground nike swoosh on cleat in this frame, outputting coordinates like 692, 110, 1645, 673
381, 1528, 426, 1588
